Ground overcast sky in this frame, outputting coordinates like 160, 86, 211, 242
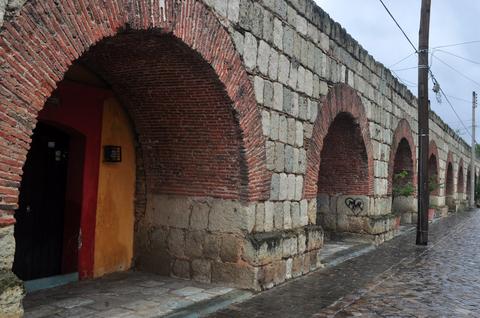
314, 0, 480, 143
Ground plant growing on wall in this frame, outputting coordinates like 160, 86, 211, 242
428, 174, 440, 194
393, 170, 415, 197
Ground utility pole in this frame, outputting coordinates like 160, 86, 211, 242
471, 91, 477, 208
416, 0, 432, 246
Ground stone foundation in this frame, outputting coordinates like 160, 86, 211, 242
392, 196, 417, 225
135, 195, 323, 290
316, 194, 399, 244
0, 226, 24, 318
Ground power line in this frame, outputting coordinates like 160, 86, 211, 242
435, 49, 480, 66
389, 51, 417, 68
446, 95, 474, 104
378, 0, 417, 53
429, 70, 473, 138
392, 66, 419, 72
431, 40, 480, 50
433, 54, 480, 89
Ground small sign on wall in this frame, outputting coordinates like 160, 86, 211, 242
104, 145, 122, 163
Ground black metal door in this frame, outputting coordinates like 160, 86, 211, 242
13, 123, 70, 281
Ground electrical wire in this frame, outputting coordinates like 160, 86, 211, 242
435, 49, 480, 66
389, 51, 417, 68
433, 55, 480, 89
431, 40, 480, 50
378, 0, 417, 53
429, 70, 473, 139
376, 0, 474, 141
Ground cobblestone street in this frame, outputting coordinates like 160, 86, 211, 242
211, 210, 480, 317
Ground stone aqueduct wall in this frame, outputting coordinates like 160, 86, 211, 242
0, 0, 478, 316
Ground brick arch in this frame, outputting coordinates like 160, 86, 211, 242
445, 151, 455, 196
388, 119, 417, 195
467, 166, 472, 198
0, 0, 269, 225
457, 158, 465, 194
304, 83, 374, 199
429, 140, 440, 196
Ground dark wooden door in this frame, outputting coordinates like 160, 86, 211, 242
13, 123, 70, 281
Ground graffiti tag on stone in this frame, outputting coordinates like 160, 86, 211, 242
345, 198, 364, 216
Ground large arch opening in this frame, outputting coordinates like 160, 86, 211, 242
457, 160, 465, 198
316, 112, 370, 236
428, 141, 440, 209
12, 30, 256, 292
467, 167, 472, 203
1, 0, 269, 315
389, 120, 416, 225
446, 161, 455, 210
391, 138, 415, 224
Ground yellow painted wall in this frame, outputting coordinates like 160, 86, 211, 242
93, 97, 135, 277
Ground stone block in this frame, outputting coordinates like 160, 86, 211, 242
262, 10, 274, 43
282, 237, 298, 258
287, 118, 296, 146
0, 227, 14, 270
278, 54, 290, 84
212, 262, 258, 290
274, 202, 284, 230
168, 228, 186, 258
220, 235, 241, 263
254, 76, 265, 105
255, 203, 265, 232
300, 200, 308, 226
227, 0, 240, 23
204, 233, 220, 260
273, 82, 283, 111
307, 199, 316, 224
287, 174, 296, 200
270, 173, 280, 200
265, 202, 274, 231
185, 231, 205, 259
291, 202, 301, 228
264, 80, 274, 109
279, 115, 288, 143
243, 32, 257, 71
257, 41, 270, 75
270, 111, 279, 140
192, 259, 211, 283
288, 62, 298, 90
266, 141, 275, 171
269, 48, 279, 80
337, 195, 370, 217
190, 201, 210, 230
279, 173, 288, 200
283, 201, 292, 230
295, 121, 304, 147
208, 200, 253, 233
273, 18, 283, 49
291, 255, 304, 278
149, 195, 191, 229
172, 259, 190, 279
259, 260, 286, 289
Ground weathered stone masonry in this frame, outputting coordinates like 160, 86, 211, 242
0, 0, 479, 316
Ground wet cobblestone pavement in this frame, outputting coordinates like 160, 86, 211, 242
210, 210, 480, 318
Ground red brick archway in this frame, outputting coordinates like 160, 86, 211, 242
388, 120, 416, 195
446, 151, 455, 196
458, 158, 465, 194
0, 0, 269, 227
304, 84, 374, 199
467, 167, 472, 199
429, 140, 440, 196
